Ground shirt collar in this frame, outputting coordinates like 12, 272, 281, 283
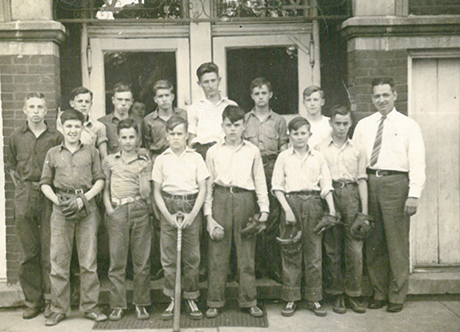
163, 146, 194, 157
248, 109, 274, 120
288, 146, 316, 157
114, 150, 148, 163
58, 141, 84, 152
151, 107, 181, 120
375, 108, 397, 121
199, 96, 229, 106
328, 135, 353, 148
21, 121, 52, 134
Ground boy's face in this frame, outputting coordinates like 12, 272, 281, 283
166, 124, 188, 150
112, 91, 134, 116
251, 85, 273, 108
118, 127, 138, 153
62, 119, 83, 144
198, 72, 221, 98
290, 124, 310, 150
372, 84, 397, 116
70, 93, 92, 116
23, 97, 47, 124
131, 102, 146, 118
330, 113, 352, 140
154, 88, 174, 111
303, 91, 325, 116
222, 118, 245, 144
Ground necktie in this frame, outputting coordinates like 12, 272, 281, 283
369, 115, 386, 166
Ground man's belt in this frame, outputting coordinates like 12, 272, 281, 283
287, 190, 320, 196
332, 180, 358, 189
57, 188, 87, 195
162, 191, 198, 200
214, 184, 254, 194
112, 195, 143, 206
366, 169, 408, 177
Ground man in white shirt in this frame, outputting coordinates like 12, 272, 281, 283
302, 86, 332, 148
353, 77, 425, 313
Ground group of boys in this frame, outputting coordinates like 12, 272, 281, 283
7, 59, 425, 327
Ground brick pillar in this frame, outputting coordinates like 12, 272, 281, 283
0, 18, 66, 284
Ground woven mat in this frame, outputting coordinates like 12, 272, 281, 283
93, 302, 268, 330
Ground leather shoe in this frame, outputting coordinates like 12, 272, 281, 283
347, 296, 366, 313
44, 301, 52, 319
387, 303, 403, 313
205, 307, 220, 319
306, 301, 327, 317
135, 306, 150, 320
161, 301, 174, 321
186, 300, 203, 320
45, 312, 66, 326
368, 299, 386, 310
23, 307, 41, 320
248, 306, 264, 317
281, 301, 297, 317
333, 295, 346, 314
85, 310, 107, 322
109, 308, 124, 321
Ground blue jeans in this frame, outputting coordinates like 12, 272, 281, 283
160, 195, 201, 300
280, 193, 324, 302
49, 199, 100, 314
323, 184, 363, 297
14, 180, 52, 308
108, 199, 151, 309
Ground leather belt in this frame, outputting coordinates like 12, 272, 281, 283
57, 188, 86, 195
112, 195, 143, 205
214, 184, 254, 194
366, 169, 408, 177
162, 191, 198, 200
287, 190, 320, 196
332, 181, 358, 188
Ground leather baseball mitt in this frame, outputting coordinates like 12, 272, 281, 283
313, 214, 339, 235
350, 213, 374, 240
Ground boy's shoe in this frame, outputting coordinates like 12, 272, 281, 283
45, 312, 66, 326
185, 300, 203, 320
306, 301, 327, 317
281, 301, 297, 317
23, 306, 41, 319
161, 301, 174, 321
347, 296, 366, 314
387, 303, 403, 313
44, 301, 52, 318
135, 306, 150, 320
205, 307, 220, 319
333, 295, 346, 314
248, 305, 264, 317
108, 308, 124, 321
368, 298, 386, 310
85, 310, 108, 322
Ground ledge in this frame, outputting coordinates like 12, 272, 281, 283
341, 15, 460, 39
0, 21, 66, 44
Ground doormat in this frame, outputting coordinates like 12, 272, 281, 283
93, 302, 268, 330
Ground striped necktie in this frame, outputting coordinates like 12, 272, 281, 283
369, 115, 386, 166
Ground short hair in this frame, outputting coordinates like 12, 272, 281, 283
117, 118, 139, 135
196, 62, 219, 81
113, 83, 132, 95
166, 116, 188, 132
371, 77, 395, 91
69, 87, 93, 102
24, 92, 46, 106
302, 85, 325, 99
250, 77, 272, 93
152, 80, 174, 96
330, 104, 351, 120
288, 116, 311, 132
222, 105, 245, 123
60, 109, 85, 125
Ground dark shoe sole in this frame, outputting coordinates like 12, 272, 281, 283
281, 310, 295, 317
333, 307, 347, 314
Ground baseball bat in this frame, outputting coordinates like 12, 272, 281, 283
173, 213, 184, 332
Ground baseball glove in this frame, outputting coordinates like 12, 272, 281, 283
241, 213, 265, 239
59, 193, 90, 222
313, 214, 339, 235
350, 213, 374, 240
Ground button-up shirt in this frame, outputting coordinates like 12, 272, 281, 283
308, 115, 332, 149
141, 107, 187, 156
103, 152, 150, 200
152, 147, 209, 196
204, 140, 269, 216
7, 122, 63, 182
352, 109, 426, 198
272, 146, 333, 198
244, 109, 289, 157
98, 113, 142, 155
187, 97, 237, 145
57, 113, 108, 147
40, 143, 105, 191
316, 137, 367, 182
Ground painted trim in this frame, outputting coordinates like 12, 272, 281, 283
0, 78, 6, 282
348, 36, 460, 52
0, 42, 59, 56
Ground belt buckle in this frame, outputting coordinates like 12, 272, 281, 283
339, 182, 346, 188
229, 187, 235, 194
375, 170, 383, 178
75, 189, 84, 195
127, 197, 135, 203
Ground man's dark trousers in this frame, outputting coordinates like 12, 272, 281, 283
15, 180, 52, 308
366, 173, 409, 304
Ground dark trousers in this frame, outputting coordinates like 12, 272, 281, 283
323, 184, 363, 297
207, 187, 257, 308
160, 195, 201, 300
281, 194, 324, 302
14, 180, 51, 308
366, 174, 410, 304
255, 157, 281, 280
108, 199, 151, 309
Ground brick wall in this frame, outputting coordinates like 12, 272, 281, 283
1, 54, 60, 284
347, 49, 408, 123
409, 0, 460, 15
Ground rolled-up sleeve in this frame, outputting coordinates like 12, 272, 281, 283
252, 150, 269, 213
271, 153, 286, 194
91, 148, 105, 182
318, 154, 333, 199
204, 150, 216, 216
40, 150, 55, 187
